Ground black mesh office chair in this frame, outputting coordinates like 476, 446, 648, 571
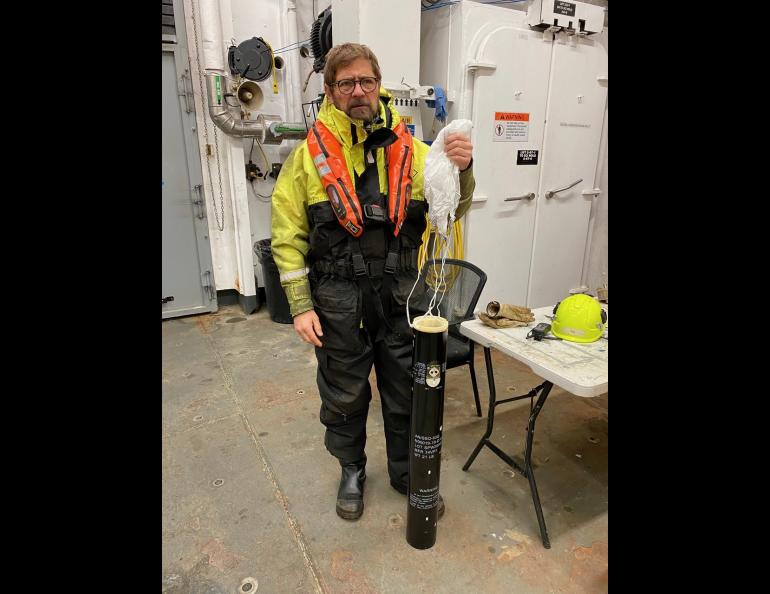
407, 258, 488, 416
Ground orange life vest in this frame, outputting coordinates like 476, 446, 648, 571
307, 119, 413, 238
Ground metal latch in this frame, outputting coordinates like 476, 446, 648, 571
162, 296, 175, 304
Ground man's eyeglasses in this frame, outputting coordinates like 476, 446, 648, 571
331, 77, 380, 95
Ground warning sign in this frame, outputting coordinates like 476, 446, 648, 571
493, 112, 529, 142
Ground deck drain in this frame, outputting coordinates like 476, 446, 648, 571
239, 577, 258, 592
212, 479, 225, 487
387, 514, 403, 528
193, 415, 204, 422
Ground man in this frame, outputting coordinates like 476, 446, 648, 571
271, 43, 474, 521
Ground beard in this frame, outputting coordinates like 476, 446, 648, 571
345, 99, 377, 121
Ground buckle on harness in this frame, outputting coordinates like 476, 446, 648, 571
351, 253, 367, 277
363, 203, 387, 222
384, 251, 399, 275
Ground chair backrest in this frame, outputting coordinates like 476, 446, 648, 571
408, 258, 487, 326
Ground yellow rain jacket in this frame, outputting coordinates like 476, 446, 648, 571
271, 88, 475, 316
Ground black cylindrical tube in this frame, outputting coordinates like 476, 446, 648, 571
406, 315, 448, 549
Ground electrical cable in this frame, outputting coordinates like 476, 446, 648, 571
255, 137, 270, 173
247, 137, 272, 201
250, 179, 272, 202
303, 68, 315, 92
272, 38, 311, 54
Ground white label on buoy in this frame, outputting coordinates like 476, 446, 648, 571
426, 364, 441, 387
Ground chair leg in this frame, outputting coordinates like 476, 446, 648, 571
468, 342, 482, 417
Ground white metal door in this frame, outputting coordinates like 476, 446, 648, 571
464, 24, 553, 308
527, 33, 608, 308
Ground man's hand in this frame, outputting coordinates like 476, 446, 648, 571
294, 310, 323, 347
444, 133, 473, 171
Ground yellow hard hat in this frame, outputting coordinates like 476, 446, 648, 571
551, 294, 607, 343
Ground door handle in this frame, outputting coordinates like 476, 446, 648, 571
545, 178, 583, 199
504, 192, 535, 202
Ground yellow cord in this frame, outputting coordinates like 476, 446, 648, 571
418, 216, 464, 271
418, 216, 464, 293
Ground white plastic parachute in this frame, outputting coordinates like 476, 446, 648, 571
406, 119, 473, 328
423, 119, 473, 239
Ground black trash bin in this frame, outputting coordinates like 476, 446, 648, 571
254, 239, 293, 324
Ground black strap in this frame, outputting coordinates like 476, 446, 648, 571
379, 233, 401, 320
349, 238, 399, 341
312, 257, 393, 279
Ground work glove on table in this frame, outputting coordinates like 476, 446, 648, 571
485, 301, 535, 323
478, 313, 531, 329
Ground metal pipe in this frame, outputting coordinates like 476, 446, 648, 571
462, 346, 497, 472
199, 0, 225, 72
523, 382, 554, 549
205, 73, 307, 141
286, 0, 304, 123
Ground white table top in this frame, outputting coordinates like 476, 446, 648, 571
459, 306, 608, 398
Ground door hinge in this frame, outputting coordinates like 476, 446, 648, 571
202, 271, 215, 301
192, 184, 205, 219
162, 296, 175, 304
179, 69, 193, 114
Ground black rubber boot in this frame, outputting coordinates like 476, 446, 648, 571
391, 481, 445, 519
336, 463, 366, 520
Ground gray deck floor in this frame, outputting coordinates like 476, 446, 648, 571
162, 304, 608, 593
